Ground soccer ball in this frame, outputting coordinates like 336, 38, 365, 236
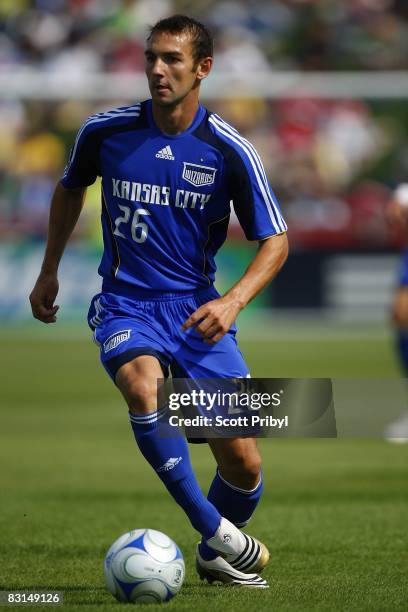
104, 528, 185, 604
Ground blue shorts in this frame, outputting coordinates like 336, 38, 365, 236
399, 249, 408, 286
87, 286, 249, 382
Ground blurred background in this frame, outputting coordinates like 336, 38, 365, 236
1, 0, 408, 331
1, 4, 408, 607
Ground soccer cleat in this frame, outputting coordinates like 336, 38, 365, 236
205, 517, 270, 574
228, 533, 270, 574
196, 547, 268, 588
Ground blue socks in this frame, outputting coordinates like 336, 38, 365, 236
129, 410, 221, 539
199, 469, 263, 560
207, 469, 264, 527
129, 410, 264, 554
397, 331, 408, 374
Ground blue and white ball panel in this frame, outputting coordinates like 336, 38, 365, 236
105, 529, 184, 603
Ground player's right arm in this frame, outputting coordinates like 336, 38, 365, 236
29, 184, 86, 323
30, 113, 101, 323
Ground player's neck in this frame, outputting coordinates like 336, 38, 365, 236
152, 96, 200, 135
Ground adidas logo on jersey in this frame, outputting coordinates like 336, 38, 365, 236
156, 145, 175, 160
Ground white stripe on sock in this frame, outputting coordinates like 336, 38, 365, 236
217, 469, 262, 494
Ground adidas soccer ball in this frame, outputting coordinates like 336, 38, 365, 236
104, 528, 185, 604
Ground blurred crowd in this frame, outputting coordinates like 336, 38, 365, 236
1, 0, 408, 72
1, 0, 408, 248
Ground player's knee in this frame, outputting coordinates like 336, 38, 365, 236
119, 377, 158, 415
240, 455, 262, 483
220, 452, 262, 489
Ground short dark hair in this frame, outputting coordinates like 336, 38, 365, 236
147, 14, 213, 64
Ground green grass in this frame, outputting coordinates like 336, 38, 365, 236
0, 325, 407, 611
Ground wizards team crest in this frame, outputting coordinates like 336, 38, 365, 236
182, 162, 217, 187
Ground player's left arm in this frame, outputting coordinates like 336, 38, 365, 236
182, 232, 288, 344
183, 121, 289, 343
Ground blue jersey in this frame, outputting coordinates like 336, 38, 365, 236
61, 100, 287, 293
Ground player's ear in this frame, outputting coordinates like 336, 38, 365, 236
196, 56, 213, 82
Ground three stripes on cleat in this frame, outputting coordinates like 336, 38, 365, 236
229, 533, 262, 572
215, 572, 268, 587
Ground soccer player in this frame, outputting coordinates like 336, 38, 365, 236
29, 15, 288, 587
385, 184, 408, 441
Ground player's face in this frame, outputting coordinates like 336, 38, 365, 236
145, 32, 210, 107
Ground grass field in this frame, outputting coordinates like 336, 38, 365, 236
0, 324, 407, 611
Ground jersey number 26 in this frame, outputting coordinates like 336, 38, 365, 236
113, 205, 151, 244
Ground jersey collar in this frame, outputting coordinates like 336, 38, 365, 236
145, 99, 206, 138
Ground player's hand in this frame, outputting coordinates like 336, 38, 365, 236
29, 272, 60, 324
181, 297, 242, 344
